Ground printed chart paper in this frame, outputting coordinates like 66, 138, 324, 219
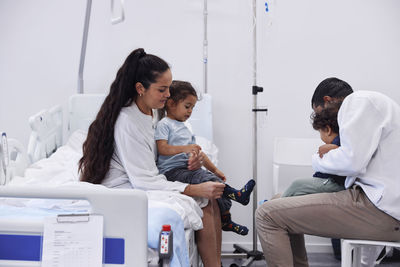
42, 214, 103, 267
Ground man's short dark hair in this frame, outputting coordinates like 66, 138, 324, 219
311, 77, 353, 108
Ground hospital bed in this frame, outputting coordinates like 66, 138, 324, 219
0, 93, 216, 267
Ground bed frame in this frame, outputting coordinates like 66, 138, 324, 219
0, 186, 148, 266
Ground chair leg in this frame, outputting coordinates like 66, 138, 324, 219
341, 240, 354, 267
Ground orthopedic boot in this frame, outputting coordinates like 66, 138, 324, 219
221, 212, 249, 236
224, 179, 255, 205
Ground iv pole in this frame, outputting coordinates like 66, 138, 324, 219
202, 2, 264, 264
203, 0, 208, 94
228, 0, 267, 266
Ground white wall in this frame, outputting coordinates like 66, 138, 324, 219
1, 0, 400, 253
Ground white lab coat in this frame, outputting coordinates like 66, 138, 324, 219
102, 102, 188, 192
312, 91, 400, 221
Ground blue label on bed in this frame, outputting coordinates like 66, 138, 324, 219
0, 234, 125, 264
104, 238, 125, 264
0, 234, 41, 261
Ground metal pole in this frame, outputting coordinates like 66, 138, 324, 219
78, 0, 92, 94
203, 0, 208, 94
223, 1, 266, 265
252, 0, 258, 251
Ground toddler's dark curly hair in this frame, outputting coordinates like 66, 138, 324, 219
168, 80, 197, 104
311, 105, 340, 133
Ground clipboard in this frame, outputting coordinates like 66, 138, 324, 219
42, 213, 104, 267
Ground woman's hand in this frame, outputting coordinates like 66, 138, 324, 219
184, 181, 225, 199
188, 151, 205, 170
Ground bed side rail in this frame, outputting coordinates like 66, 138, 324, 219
27, 105, 63, 164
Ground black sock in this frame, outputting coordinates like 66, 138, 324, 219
221, 213, 249, 236
223, 179, 256, 205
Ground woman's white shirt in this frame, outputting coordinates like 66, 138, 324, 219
102, 102, 188, 192
312, 91, 400, 221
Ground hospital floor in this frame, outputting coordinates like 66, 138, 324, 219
221, 252, 400, 266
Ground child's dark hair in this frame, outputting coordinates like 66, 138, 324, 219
311, 105, 340, 133
169, 80, 198, 104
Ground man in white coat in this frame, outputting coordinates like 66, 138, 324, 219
256, 77, 400, 267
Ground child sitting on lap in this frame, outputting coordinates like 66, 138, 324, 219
282, 104, 346, 197
155, 80, 255, 236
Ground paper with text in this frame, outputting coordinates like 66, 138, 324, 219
42, 214, 103, 267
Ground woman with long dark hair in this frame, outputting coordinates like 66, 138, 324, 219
79, 48, 224, 266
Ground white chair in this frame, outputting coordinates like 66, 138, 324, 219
341, 239, 400, 267
272, 137, 323, 194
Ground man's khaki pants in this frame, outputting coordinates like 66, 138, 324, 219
255, 186, 400, 267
